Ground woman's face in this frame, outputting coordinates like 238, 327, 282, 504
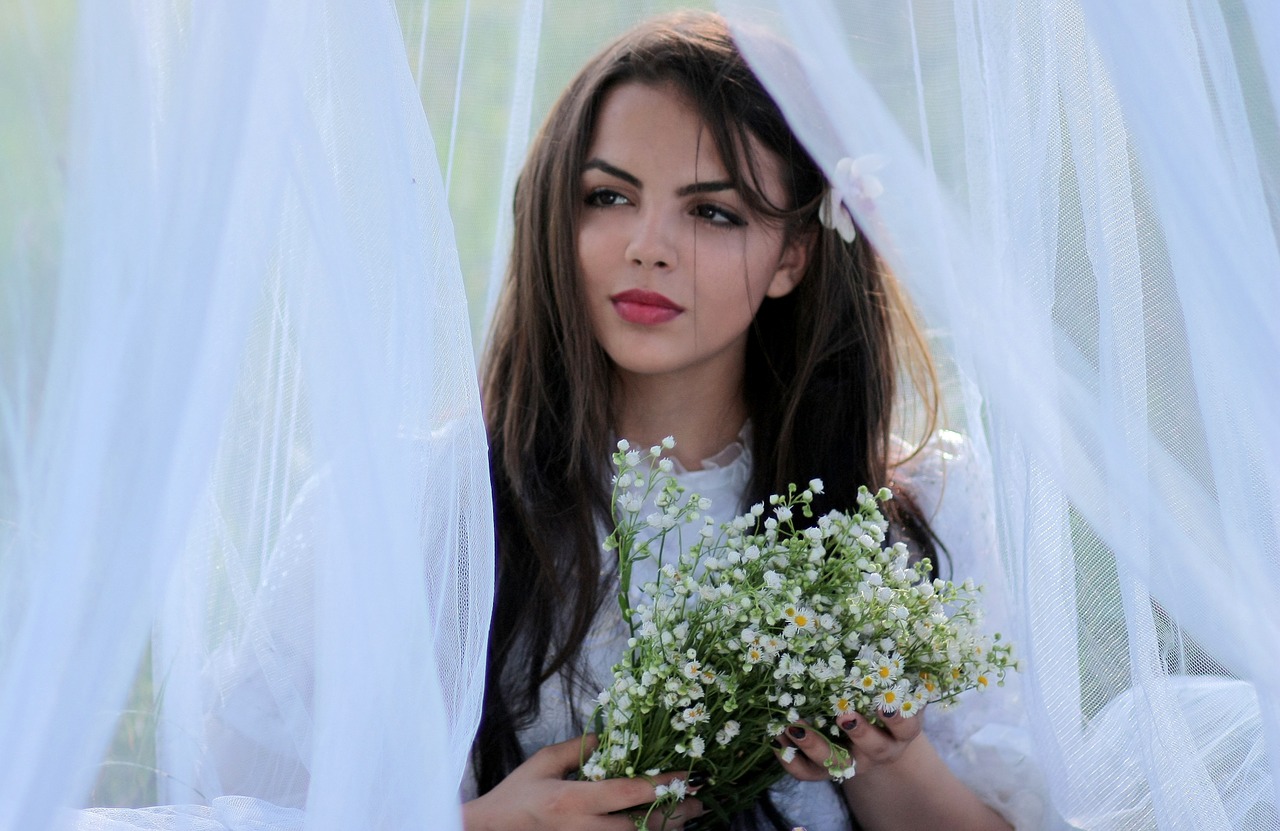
576, 81, 807, 390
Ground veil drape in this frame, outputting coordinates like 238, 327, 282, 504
3, 0, 1277, 829
720, 1, 1279, 827
2, 1, 490, 829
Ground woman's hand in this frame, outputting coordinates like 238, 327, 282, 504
774, 709, 1011, 831
773, 708, 923, 782
463, 735, 705, 831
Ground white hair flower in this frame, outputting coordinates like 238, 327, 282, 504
819, 155, 885, 243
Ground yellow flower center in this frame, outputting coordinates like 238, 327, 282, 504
883, 691, 897, 704
878, 666, 891, 678
794, 615, 809, 627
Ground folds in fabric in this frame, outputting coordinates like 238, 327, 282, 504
1, 2, 491, 829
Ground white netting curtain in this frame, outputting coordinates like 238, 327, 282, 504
1, 1, 490, 829
722, 0, 1279, 828
4, 0, 1279, 829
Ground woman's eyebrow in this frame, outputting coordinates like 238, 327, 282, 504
583, 158, 734, 197
583, 158, 640, 188
677, 180, 734, 196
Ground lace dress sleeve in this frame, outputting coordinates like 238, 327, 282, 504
896, 432, 1070, 831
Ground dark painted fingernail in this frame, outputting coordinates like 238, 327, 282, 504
687, 771, 709, 789
839, 715, 858, 731
880, 708, 897, 719
787, 725, 807, 741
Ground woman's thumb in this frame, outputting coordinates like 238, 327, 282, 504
528, 733, 600, 778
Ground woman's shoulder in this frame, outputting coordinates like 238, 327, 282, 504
889, 429, 998, 578
890, 429, 981, 518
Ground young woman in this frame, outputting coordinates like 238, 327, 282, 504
467, 11, 1031, 831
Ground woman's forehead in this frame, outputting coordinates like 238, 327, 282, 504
585, 81, 785, 201
588, 82, 726, 175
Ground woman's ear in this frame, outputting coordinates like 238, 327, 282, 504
765, 229, 814, 298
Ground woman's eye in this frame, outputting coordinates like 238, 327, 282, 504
586, 188, 630, 207
693, 203, 746, 227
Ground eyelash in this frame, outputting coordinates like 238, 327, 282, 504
585, 188, 630, 208
584, 187, 747, 228
693, 203, 747, 227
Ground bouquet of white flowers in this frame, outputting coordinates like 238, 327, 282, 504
581, 439, 1017, 828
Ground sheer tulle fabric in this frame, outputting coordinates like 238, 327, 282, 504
1, 1, 490, 829
721, 0, 1279, 827
4, 0, 1278, 829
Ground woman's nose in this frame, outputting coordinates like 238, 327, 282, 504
624, 209, 677, 270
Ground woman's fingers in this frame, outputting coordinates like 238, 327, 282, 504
836, 708, 921, 765
525, 733, 600, 779
525, 736, 701, 817
584, 768, 704, 816
774, 723, 848, 781
876, 705, 925, 743
472, 735, 706, 831
581, 777, 670, 814
616, 771, 705, 829
641, 796, 705, 830
778, 706, 931, 782
837, 711, 894, 764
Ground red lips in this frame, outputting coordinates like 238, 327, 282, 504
610, 289, 684, 325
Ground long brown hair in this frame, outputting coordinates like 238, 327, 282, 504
477, 10, 938, 824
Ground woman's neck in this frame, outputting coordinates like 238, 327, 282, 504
612, 367, 747, 471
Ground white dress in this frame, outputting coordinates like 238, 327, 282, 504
511, 429, 1066, 830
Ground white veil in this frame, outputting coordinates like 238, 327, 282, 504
3, 0, 1277, 829
2, 1, 490, 829
720, 1, 1279, 827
